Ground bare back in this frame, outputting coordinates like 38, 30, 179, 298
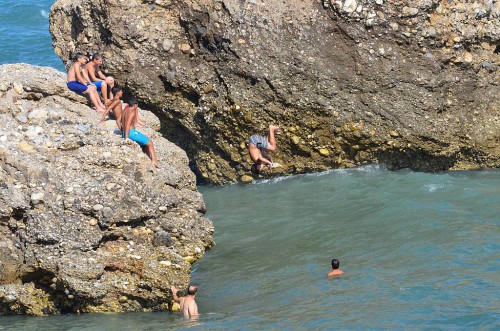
121, 104, 137, 135
179, 296, 199, 318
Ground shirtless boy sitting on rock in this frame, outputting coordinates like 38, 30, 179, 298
83, 53, 115, 105
66, 52, 106, 112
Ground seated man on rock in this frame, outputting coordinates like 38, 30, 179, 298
66, 52, 106, 112
121, 97, 160, 169
83, 53, 115, 105
248, 125, 280, 174
100, 86, 124, 130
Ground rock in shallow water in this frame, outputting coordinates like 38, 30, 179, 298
0, 64, 214, 315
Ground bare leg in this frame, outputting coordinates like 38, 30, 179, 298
101, 81, 109, 104
93, 88, 105, 109
143, 141, 160, 169
84, 89, 105, 112
267, 125, 280, 151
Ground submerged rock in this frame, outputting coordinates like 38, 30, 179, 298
0, 64, 214, 315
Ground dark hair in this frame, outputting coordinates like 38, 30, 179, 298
331, 259, 340, 269
187, 285, 198, 295
251, 163, 259, 174
74, 52, 85, 61
111, 86, 122, 95
92, 53, 102, 60
128, 97, 139, 106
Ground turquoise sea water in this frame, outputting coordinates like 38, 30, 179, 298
1, 1, 499, 330
0, 0, 64, 71
1, 167, 499, 330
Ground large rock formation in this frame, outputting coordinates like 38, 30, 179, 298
0, 64, 214, 315
50, 0, 500, 184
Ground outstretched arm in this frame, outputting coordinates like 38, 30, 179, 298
100, 99, 120, 123
96, 67, 106, 80
258, 155, 273, 167
74, 64, 89, 85
171, 286, 181, 303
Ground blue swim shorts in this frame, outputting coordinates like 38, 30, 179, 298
91, 80, 103, 91
249, 134, 268, 150
67, 81, 88, 94
123, 128, 150, 147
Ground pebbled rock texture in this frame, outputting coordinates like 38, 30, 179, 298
50, 0, 500, 184
0, 64, 214, 315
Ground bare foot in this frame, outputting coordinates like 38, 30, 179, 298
96, 107, 106, 113
153, 162, 161, 169
269, 125, 281, 135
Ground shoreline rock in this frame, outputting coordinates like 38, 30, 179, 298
0, 64, 214, 315
50, 0, 500, 184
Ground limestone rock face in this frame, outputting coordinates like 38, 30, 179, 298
0, 64, 214, 315
50, 0, 500, 184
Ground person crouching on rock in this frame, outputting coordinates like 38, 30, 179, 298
66, 52, 106, 112
121, 97, 160, 169
100, 86, 124, 130
248, 125, 280, 174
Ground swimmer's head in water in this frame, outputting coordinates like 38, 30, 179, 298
331, 259, 340, 269
187, 285, 198, 295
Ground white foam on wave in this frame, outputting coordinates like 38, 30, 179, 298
251, 164, 385, 185
423, 184, 444, 192
253, 175, 293, 185
40, 10, 49, 18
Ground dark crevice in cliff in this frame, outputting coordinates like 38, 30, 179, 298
70, 7, 85, 41
179, 5, 239, 60
93, 231, 121, 251
377, 148, 457, 171
115, 216, 151, 228
158, 75, 200, 107
88, 6, 113, 46
21, 269, 81, 314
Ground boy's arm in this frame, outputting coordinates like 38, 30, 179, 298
97, 68, 106, 80
258, 155, 273, 166
74, 64, 89, 85
100, 99, 120, 123
86, 63, 99, 81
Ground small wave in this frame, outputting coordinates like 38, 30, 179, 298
40, 10, 49, 18
253, 175, 292, 185
423, 184, 444, 192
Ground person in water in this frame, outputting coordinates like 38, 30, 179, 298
171, 285, 199, 318
121, 97, 160, 169
83, 53, 115, 105
327, 259, 344, 277
100, 86, 124, 129
66, 52, 106, 112
248, 125, 280, 174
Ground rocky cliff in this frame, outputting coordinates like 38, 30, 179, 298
0, 64, 214, 315
50, 0, 500, 184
